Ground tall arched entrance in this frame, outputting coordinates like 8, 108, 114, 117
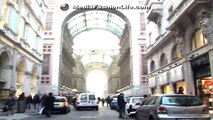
16, 60, 26, 96
59, 9, 132, 96
0, 51, 12, 89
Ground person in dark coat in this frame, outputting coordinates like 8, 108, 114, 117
26, 95, 33, 109
33, 94, 41, 114
72, 96, 77, 108
5, 93, 16, 115
101, 98, 105, 107
177, 87, 184, 94
41, 93, 47, 107
117, 93, 126, 118
17, 92, 26, 113
43, 92, 55, 117
105, 96, 111, 107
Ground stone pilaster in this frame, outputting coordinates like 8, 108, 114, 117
169, 83, 175, 94
23, 74, 32, 96
182, 60, 195, 94
11, 49, 17, 93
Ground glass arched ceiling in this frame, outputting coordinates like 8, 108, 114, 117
72, 29, 120, 66
67, 10, 126, 39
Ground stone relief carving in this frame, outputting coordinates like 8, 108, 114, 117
200, 12, 211, 44
174, 31, 185, 56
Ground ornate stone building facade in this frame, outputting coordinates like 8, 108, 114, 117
0, 0, 46, 106
145, 0, 212, 102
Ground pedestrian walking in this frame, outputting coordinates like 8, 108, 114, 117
5, 93, 16, 115
41, 93, 47, 107
33, 94, 41, 114
43, 92, 55, 117
26, 94, 33, 110
101, 98, 105, 107
17, 92, 26, 113
106, 96, 111, 107
72, 96, 76, 108
117, 93, 126, 118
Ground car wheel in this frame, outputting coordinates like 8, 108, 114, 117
149, 116, 155, 120
62, 109, 68, 114
76, 107, 80, 111
135, 112, 138, 120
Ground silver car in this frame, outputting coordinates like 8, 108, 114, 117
135, 94, 210, 120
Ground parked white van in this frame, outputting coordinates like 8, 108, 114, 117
75, 93, 99, 110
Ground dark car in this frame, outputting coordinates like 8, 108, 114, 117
53, 96, 71, 114
110, 98, 118, 110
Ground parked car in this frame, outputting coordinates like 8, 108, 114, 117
135, 94, 210, 120
75, 93, 99, 110
125, 96, 144, 117
53, 96, 71, 114
110, 97, 118, 110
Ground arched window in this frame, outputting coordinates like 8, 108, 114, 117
172, 45, 182, 60
191, 29, 208, 51
160, 53, 168, 67
150, 60, 156, 72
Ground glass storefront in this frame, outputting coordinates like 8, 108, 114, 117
176, 81, 186, 94
191, 53, 212, 107
196, 77, 212, 107
161, 84, 171, 94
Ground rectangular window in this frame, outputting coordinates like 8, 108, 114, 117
46, 12, 53, 21
45, 22, 52, 30
141, 54, 148, 75
0, 1, 2, 17
23, 24, 29, 40
149, 33, 152, 45
45, 12, 53, 30
168, 5, 173, 16
8, 7, 19, 33
140, 12, 145, 31
157, 22, 162, 35
35, 36, 42, 51
42, 54, 50, 75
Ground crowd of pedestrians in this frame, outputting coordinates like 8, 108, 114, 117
3, 92, 55, 117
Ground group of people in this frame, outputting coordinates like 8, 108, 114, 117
4, 92, 55, 117
97, 96, 112, 107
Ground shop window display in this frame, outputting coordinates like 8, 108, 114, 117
197, 78, 212, 108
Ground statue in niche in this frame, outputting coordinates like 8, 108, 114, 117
200, 12, 211, 44
175, 31, 185, 56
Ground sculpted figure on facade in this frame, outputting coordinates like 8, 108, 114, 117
174, 31, 185, 57
200, 12, 211, 44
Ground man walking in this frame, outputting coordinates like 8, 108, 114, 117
117, 93, 126, 118
5, 93, 16, 115
43, 92, 55, 117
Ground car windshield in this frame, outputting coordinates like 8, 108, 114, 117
132, 98, 144, 103
161, 96, 203, 106
89, 95, 95, 100
55, 97, 66, 102
112, 98, 117, 102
